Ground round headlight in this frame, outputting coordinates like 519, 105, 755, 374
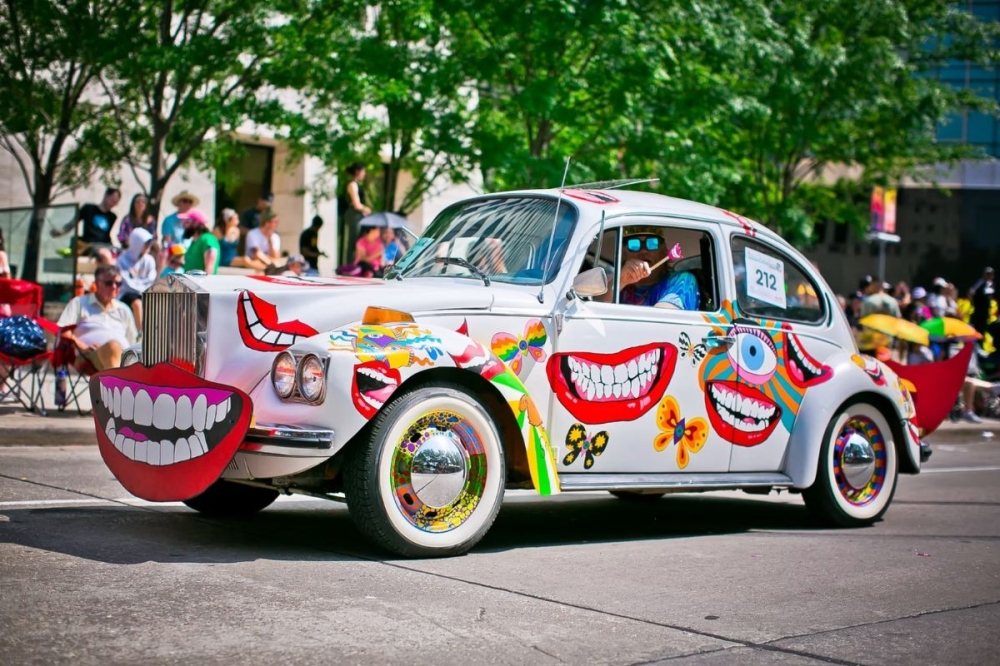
297, 354, 326, 403
120, 349, 140, 367
271, 352, 297, 399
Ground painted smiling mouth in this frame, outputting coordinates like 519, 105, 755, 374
784, 331, 831, 387
450, 342, 503, 380
94, 377, 234, 466
547, 343, 677, 424
237, 290, 318, 351
352, 360, 400, 417
705, 380, 780, 446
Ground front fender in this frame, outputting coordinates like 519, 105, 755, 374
784, 351, 920, 489
265, 320, 561, 495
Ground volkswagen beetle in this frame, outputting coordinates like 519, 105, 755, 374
90, 187, 922, 557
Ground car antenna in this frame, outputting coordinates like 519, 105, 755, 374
537, 157, 572, 304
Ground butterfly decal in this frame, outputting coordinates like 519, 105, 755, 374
491, 319, 547, 376
654, 396, 708, 469
678, 332, 707, 366
562, 423, 609, 469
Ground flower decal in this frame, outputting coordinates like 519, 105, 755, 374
654, 396, 708, 469
562, 423, 609, 469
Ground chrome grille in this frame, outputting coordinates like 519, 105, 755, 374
142, 279, 207, 374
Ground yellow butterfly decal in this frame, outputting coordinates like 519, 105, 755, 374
654, 396, 708, 469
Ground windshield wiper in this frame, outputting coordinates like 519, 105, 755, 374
383, 265, 403, 281
433, 257, 491, 286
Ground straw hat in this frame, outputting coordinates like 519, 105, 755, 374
170, 190, 200, 207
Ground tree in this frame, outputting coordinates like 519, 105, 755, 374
0, 0, 123, 282
99, 0, 316, 219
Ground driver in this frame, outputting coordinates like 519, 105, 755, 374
603, 227, 699, 310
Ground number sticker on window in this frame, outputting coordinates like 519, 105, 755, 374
745, 247, 786, 309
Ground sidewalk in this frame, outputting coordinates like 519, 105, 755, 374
0, 378, 997, 447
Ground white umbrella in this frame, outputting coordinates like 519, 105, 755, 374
358, 211, 409, 229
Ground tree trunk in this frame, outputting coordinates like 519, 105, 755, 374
21, 175, 55, 284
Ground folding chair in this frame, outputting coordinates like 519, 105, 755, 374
0, 278, 59, 415
49, 331, 97, 415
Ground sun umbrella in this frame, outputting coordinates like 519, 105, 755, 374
859, 314, 930, 346
919, 317, 982, 340
358, 211, 409, 229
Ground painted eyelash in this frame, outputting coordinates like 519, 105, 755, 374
730, 323, 776, 353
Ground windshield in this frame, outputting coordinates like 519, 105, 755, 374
395, 196, 578, 285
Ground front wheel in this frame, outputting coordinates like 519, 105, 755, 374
182, 480, 279, 517
803, 403, 898, 527
344, 382, 506, 558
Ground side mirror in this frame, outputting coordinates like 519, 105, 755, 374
571, 267, 608, 299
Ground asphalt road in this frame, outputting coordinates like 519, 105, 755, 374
1, 437, 998, 666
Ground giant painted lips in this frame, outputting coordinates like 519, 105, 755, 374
89, 363, 252, 501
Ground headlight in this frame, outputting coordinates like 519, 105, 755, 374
120, 349, 140, 367
271, 352, 297, 399
296, 354, 326, 403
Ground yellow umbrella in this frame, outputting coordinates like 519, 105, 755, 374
919, 317, 982, 340
859, 314, 930, 346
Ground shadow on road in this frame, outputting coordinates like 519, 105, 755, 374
0, 491, 828, 564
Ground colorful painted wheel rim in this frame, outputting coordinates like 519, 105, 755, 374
389, 410, 488, 533
832, 415, 887, 507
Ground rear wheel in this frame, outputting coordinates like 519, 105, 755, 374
345, 382, 506, 558
182, 480, 279, 517
803, 403, 898, 527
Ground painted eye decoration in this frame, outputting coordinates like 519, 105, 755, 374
727, 321, 777, 385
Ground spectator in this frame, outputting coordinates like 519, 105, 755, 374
927, 277, 949, 318
968, 266, 996, 338
299, 215, 326, 272
116, 193, 157, 248
214, 208, 241, 267
0, 228, 10, 278
233, 210, 281, 272
338, 163, 370, 264
844, 291, 864, 331
116, 228, 157, 329
905, 286, 931, 323
382, 226, 407, 266
160, 244, 185, 278
860, 277, 901, 318
894, 281, 911, 311
181, 209, 220, 275
57, 264, 138, 371
51, 187, 122, 265
240, 192, 273, 232
282, 254, 308, 277
353, 225, 384, 276
161, 191, 199, 250
943, 282, 960, 318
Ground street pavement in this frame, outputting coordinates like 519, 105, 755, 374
0, 402, 998, 665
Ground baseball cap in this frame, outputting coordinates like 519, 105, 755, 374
859, 275, 874, 290
932, 277, 947, 288
178, 208, 209, 225
169, 244, 186, 257
912, 286, 927, 299
287, 253, 309, 268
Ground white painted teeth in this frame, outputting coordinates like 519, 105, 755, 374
358, 367, 398, 386
241, 292, 302, 348
98, 381, 231, 466
790, 337, 821, 375
567, 349, 660, 402
709, 383, 776, 432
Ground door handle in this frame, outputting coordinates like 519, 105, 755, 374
703, 334, 735, 349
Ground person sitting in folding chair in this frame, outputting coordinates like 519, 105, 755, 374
57, 264, 138, 372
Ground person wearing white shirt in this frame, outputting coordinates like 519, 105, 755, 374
233, 211, 281, 272
57, 265, 138, 371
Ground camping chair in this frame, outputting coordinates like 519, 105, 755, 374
49, 331, 97, 415
0, 278, 59, 415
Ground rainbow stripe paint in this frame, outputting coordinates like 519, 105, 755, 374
832, 416, 887, 506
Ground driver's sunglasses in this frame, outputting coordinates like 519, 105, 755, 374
99, 279, 123, 288
626, 235, 661, 253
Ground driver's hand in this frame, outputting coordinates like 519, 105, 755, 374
621, 259, 651, 286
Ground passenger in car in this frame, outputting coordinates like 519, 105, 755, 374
601, 227, 700, 310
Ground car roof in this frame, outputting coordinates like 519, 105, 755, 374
493, 187, 791, 251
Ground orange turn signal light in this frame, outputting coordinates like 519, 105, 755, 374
362, 306, 415, 325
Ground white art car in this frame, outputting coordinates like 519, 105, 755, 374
90, 187, 924, 557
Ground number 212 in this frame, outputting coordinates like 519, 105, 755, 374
754, 269, 777, 290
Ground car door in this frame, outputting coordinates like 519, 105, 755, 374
725, 234, 839, 472
548, 219, 734, 474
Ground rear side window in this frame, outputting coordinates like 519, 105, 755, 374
731, 237, 825, 324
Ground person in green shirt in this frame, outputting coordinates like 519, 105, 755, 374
179, 209, 220, 274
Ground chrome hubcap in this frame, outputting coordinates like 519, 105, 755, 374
410, 432, 468, 508
841, 431, 876, 488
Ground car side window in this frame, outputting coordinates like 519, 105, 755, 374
731, 236, 825, 323
600, 224, 717, 311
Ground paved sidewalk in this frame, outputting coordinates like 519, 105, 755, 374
1, 377, 997, 447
